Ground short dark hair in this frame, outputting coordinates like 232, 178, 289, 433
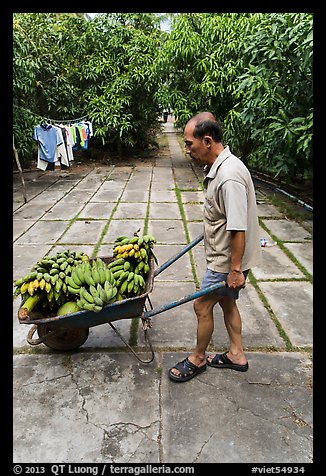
193, 119, 223, 143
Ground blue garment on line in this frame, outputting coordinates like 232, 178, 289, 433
33, 124, 63, 163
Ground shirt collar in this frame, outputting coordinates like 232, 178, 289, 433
205, 146, 232, 179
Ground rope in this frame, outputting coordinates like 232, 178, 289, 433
13, 104, 88, 124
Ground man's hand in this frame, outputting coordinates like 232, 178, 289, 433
227, 270, 246, 289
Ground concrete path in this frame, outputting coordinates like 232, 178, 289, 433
13, 119, 313, 464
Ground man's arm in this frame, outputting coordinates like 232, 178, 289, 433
228, 230, 246, 289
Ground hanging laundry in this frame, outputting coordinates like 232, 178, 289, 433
54, 126, 70, 168
33, 116, 93, 170
33, 123, 63, 163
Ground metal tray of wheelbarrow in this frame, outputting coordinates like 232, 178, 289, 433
18, 254, 155, 329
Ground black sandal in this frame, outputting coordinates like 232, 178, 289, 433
169, 357, 207, 382
207, 352, 248, 372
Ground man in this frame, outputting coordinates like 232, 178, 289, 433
169, 112, 261, 382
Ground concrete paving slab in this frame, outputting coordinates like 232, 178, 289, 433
78, 202, 115, 219
257, 201, 284, 217
15, 220, 70, 245
83, 320, 132, 348
102, 220, 145, 243
161, 352, 312, 464
114, 202, 148, 219
258, 281, 313, 347
46, 180, 78, 192
13, 202, 55, 220
150, 190, 176, 202
150, 181, 175, 192
13, 219, 35, 241
99, 180, 128, 191
34, 189, 71, 201
211, 283, 286, 349
120, 190, 149, 202
13, 352, 161, 463
149, 202, 181, 219
152, 244, 194, 281
13, 244, 53, 280
261, 218, 312, 242
124, 179, 151, 191
109, 166, 132, 180
147, 220, 187, 244
181, 191, 204, 203
187, 222, 204, 242
96, 244, 114, 257
58, 220, 107, 245
138, 281, 197, 348
191, 245, 206, 284
65, 190, 97, 203
183, 203, 204, 221
283, 242, 313, 275
41, 202, 84, 220
252, 246, 305, 280
89, 189, 123, 202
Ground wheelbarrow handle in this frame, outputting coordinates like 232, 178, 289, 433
154, 233, 204, 277
143, 281, 226, 319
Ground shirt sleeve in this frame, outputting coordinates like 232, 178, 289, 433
221, 179, 248, 230
33, 126, 39, 142
55, 127, 64, 146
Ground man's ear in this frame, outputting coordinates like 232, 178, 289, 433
204, 136, 212, 147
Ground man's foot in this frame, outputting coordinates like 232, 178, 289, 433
169, 356, 207, 382
207, 351, 248, 372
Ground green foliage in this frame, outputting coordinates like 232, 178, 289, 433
78, 13, 163, 151
155, 12, 313, 182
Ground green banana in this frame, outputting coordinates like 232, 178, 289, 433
127, 280, 134, 294
84, 271, 96, 287
108, 258, 125, 269
80, 300, 96, 312
89, 285, 98, 297
80, 287, 94, 304
93, 295, 104, 307
104, 284, 113, 303
67, 285, 80, 295
129, 236, 139, 244
71, 270, 83, 286
66, 276, 80, 289
76, 264, 86, 284
127, 272, 134, 282
120, 280, 128, 295
91, 266, 101, 284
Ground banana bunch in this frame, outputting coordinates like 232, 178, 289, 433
14, 250, 90, 311
66, 258, 119, 312
107, 258, 147, 299
108, 232, 157, 299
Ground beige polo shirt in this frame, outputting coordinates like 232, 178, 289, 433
203, 146, 261, 273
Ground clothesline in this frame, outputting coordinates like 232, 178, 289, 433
13, 104, 88, 125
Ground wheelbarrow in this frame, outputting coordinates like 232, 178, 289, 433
17, 233, 225, 363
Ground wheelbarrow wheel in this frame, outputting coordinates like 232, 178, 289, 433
37, 324, 89, 351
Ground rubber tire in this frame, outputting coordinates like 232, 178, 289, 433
37, 324, 89, 351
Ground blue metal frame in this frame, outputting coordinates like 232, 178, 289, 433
145, 233, 226, 318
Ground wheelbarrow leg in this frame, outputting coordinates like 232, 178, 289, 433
108, 319, 155, 364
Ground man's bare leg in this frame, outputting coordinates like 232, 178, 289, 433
207, 296, 248, 365
169, 292, 222, 377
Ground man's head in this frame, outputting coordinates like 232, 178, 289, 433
184, 112, 224, 164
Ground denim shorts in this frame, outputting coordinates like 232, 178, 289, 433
200, 268, 249, 300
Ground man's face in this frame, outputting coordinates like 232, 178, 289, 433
184, 122, 208, 164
